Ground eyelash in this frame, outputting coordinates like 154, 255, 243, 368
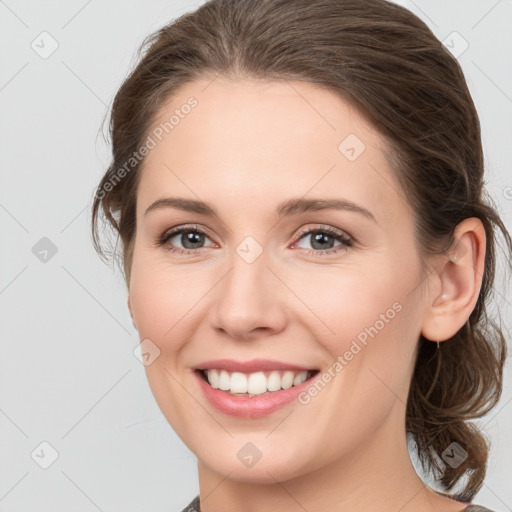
156, 223, 353, 257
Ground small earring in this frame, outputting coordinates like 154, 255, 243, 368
436, 341, 440, 350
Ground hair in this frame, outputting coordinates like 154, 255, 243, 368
91, 0, 512, 501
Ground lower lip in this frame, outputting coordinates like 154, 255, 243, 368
194, 370, 316, 418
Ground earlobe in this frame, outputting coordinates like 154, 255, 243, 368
421, 218, 486, 342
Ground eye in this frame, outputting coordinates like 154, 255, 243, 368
291, 225, 353, 256
156, 223, 353, 257
157, 224, 216, 255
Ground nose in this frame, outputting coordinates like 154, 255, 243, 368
209, 245, 288, 341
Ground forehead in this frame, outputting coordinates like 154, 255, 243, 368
137, 77, 407, 222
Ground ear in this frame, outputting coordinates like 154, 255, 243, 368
421, 217, 486, 342
127, 295, 138, 330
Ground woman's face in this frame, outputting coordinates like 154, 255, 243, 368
128, 77, 430, 482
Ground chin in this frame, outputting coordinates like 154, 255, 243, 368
200, 455, 309, 484
194, 435, 321, 484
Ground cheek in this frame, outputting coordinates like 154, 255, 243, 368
288, 258, 418, 351
296, 258, 423, 406
128, 253, 207, 439
286, 295, 420, 471
129, 252, 206, 343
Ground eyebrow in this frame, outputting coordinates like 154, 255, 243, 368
144, 196, 377, 222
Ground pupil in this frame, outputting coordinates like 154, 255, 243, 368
183, 231, 204, 249
311, 232, 333, 250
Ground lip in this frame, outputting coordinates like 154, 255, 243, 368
195, 358, 313, 373
193, 364, 319, 419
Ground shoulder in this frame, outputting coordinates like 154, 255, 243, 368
462, 506, 497, 512
179, 495, 200, 512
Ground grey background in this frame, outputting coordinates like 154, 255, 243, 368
0, 1, 511, 511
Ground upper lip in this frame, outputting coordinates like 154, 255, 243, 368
195, 359, 315, 373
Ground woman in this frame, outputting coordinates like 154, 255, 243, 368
91, 0, 511, 510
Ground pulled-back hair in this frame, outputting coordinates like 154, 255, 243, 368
91, 0, 511, 500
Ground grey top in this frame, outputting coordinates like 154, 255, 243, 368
179, 495, 496, 511
180, 496, 200, 512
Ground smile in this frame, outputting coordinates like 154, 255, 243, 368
193, 359, 320, 417
199, 369, 317, 396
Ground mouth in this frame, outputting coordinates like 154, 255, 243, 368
193, 359, 321, 417
195, 368, 320, 397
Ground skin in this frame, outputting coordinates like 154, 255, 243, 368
127, 76, 486, 512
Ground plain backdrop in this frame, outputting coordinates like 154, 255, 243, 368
0, 1, 511, 511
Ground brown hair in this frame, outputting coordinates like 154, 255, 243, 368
91, 0, 511, 501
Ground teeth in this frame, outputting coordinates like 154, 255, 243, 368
281, 371, 294, 389
293, 372, 308, 386
218, 370, 230, 391
267, 371, 281, 391
247, 372, 267, 394
204, 369, 311, 395
208, 369, 220, 389
230, 372, 247, 393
